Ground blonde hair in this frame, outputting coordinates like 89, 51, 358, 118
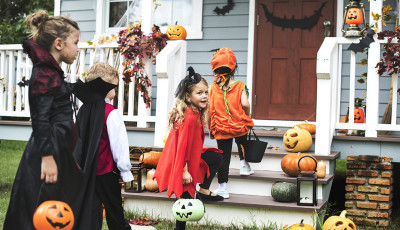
25, 10, 79, 51
168, 78, 208, 129
85, 63, 119, 83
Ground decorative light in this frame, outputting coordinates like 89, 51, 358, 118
297, 156, 318, 206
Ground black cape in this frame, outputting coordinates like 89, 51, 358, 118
71, 78, 116, 229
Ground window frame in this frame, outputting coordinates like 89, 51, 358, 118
96, 0, 203, 39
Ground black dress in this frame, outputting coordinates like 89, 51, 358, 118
3, 40, 82, 230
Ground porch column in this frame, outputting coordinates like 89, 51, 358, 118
137, 0, 155, 128
365, 0, 382, 137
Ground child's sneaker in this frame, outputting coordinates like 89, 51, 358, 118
214, 188, 230, 199
240, 165, 254, 175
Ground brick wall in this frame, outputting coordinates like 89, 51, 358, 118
345, 155, 393, 227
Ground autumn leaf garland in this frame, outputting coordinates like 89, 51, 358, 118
117, 23, 168, 108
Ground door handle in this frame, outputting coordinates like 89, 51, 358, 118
323, 21, 331, 37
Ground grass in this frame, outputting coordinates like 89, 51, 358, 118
1, 139, 400, 230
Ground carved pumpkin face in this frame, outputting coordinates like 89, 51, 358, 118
166, 24, 187, 40
33, 200, 74, 230
283, 126, 312, 152
172, 199, 204, 222
322, 210, 357, 230
354, 108, 365, 123
346, 7, 363, 25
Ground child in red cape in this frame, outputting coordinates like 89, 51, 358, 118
154, 67, 223, 230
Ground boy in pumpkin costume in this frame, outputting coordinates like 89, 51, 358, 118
208, 48, 254, 199
73, 63, 133, 230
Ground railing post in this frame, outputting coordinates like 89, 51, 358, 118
365, 0, 382, 137
137, 0, 155, 128
154, 41, 187, 147
315, 37, 338, 156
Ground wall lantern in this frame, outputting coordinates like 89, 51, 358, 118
342, 0, 367, 38
125, 162, 147, 193
297, 156, 318, 206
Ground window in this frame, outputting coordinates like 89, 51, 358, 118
99, 0, 203, 39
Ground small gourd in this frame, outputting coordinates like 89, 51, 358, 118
283, 219, 315, 230
145, 169, 158, 192
316, 160, 326, 178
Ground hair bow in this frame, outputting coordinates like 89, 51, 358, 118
174, 66, 202, 99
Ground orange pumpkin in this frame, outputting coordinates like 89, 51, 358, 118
281, 152, 317, 177
354, 107, 365, 123
139, 151, 162, 168
346, 7, 363, 25
166, 22, 187, 40
294, 120, 316, 134
283, 219, 315, 230
33, 200, 74, 230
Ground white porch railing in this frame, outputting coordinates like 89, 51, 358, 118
0, 40, 187, 147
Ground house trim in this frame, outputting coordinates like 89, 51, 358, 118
54, 0, 61, 16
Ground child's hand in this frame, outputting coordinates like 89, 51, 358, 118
182, 171, 192, 185
41, 155, 58, 183
209, 132, 215, 139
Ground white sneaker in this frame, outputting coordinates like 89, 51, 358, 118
240, 165, 254, 175
214, 188, 229, 199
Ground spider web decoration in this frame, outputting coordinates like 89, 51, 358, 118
214, 0, 235, 16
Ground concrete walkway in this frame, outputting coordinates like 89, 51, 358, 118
130, 224, 157, 230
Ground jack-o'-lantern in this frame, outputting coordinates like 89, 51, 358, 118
346, 7, 363, 25
166, 22, 187, 40
281, 152, 317, 177
354, 107, 365, 123
322, 210, 356, 230
283, 125, 312, 152
172, 199, 204, 222
33, 200, 74, 230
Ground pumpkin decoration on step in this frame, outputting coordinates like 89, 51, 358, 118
166, 22, 187, 40
283, 125, 312, 152
281, 152, 317, 177
145, 169, 158, 192
33, 200, 74, 230
139, 151, 162, 168
294, 120, 316, 134
322, 210, 356, 230
271, 182, 297, 202
316, 160, 326, 178
346, 7, 363, 25
283, 219, 315, 230
172, 198, 205, 222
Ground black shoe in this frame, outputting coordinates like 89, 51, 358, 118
198, 191, 224, 201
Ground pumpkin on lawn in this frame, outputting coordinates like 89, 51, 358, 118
271, 182, 297, 202
145, 169, 158, 192
281, 152, 317, 177
166, 22, 187, 40
283, 125, 312, 152
323, 210, 356, 230
139, 151, 162, 168
33, 200, 74, 230
283, 219, 315, 230
346, 7, 363, 25
172, 198, 204, 222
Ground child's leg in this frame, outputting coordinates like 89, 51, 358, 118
216, 138, 233, 184
235, 134, 254, 175
175, 191, 192, 230
235, 134, 247, 161
199, 150, 223, 190
92, 190, 104, 230
96, 172, 131, 230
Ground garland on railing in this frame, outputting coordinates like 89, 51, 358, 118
117, 23, 168, 108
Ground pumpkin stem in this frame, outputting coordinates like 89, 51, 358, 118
294, 124, 301, 129
300, 219, 305, 226
339, 210, 347, 218
305, 120, 309, 123
175, 21, 178, 25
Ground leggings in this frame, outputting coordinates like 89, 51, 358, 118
216, 134, 247, 184
199, 150, 223, 190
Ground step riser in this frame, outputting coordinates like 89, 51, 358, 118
124, 198, 318, 228
209, 180, 325, 198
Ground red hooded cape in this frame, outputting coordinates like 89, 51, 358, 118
154, 107, 209, 198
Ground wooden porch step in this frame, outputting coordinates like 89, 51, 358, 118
122, 190, 328, 212
225, 169, 334, 185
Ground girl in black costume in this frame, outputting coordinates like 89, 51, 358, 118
4, 10, 82, 229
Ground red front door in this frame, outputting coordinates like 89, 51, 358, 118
252, 0, 335, 121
